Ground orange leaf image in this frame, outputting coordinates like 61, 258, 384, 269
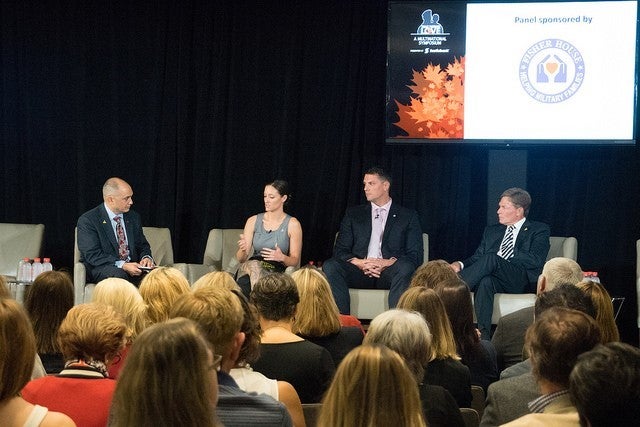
392, 56, 465, 139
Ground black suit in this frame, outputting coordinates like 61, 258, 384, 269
77, 204, 152, 283
324, 203, 423, 313
460, 220, 549, 339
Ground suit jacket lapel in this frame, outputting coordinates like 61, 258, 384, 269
99, 205, 119, 252
382, 204, 399, 242
515, 219, 531, 249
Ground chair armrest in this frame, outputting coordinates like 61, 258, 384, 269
74, 262, 87, 305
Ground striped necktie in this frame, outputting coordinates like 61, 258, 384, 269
499, 225, 515, 259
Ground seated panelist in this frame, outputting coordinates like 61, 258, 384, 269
77, 177, 154, 284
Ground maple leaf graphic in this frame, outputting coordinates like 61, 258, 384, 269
392, 57, 465, 139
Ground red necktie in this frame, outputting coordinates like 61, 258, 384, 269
114, 216, 129, 260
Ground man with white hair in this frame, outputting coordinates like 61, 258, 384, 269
491, 257, 583, 374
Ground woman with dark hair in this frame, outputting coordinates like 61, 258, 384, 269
250, 273, 335, 403
435, 278, 498, 392
23, 271, 74, 374
236, 180, 303, 291
0, 298, 75, 426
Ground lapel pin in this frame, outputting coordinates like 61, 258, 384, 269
102, 220, 107, 224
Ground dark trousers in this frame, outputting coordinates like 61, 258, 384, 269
88, 264, 143, 286
323, 257, 415, 315
460, 254, 529, 339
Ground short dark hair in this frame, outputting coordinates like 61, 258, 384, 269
364, 167, 392, 186
500, 187, 531, 216
526, 307, 601, 388
534, 283, 596, 318
569, 342, 640, 427
250, 273, 299, 321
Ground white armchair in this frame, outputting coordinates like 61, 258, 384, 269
74, 226, 176, 304
0, 223, 45, 280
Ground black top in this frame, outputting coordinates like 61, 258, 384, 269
252, 340, 335, 403
425, 357, 473, 408
299, 326, 364, 368
39, 352, 65, 375
419, 383, 465, 427
462, 339, 499, 393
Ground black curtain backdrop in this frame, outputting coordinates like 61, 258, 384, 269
1, 1, 639, 343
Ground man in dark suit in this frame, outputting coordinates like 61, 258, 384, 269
324, 167, 423, 314
450, 188, 550, 339
77, 177, 154, 284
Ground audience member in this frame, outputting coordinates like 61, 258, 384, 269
22, 303, 127, 427
291, 267, 364, 366
492, 257, 583, 373
317, 344, 427, 427
92, 277, 148, 378
236, 180, 302, 293
250, 273, 335, 403
436, 278, 498, 391
481, 284, 597, 427
191, 270, 238, 292
218, 277, 305, 427
409, 259, 459, 289
398, 286, 472, 407
576, 280, 620, 343
76, 177, 154, 284
170, 285, 293, 426
364, 309, 464, 427
323, 167, 423, 313
139, 266, 191, 324
23, 271, 74, 374
0, 298, 75, 427
449, 188, 550, 339
569, 342, 640, 427
501, 307, 601, 426
109, 317, 221, 427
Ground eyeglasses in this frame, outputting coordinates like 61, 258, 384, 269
210, 353, 223, 372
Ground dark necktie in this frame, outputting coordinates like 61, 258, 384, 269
114, 216, 129, 261
500, 225, 515, 259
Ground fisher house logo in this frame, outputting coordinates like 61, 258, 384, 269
519, 39, 585, 103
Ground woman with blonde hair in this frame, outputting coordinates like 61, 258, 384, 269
191, 270, 238, 292
139, 266, 191, 324
576, 280, 620, 343
23, 271, 74, 373
291, 267, 363, 366
92, 277, 148, 378
110, 317, 221, 427
409, 259, 460, 289
21, 303, 127, 426
0, 298, 75, 426
398, 286, 472, 407
318, 344, 426, 427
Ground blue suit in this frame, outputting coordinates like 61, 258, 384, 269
77, 204, 152, 283
324, 203, 423, 313
460, 220, 550, 338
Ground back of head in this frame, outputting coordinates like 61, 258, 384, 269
111, 318, 216, 427
250, 273, 299, 321
0, 276, 9, 298
540, 257, 583, 292
191, 271, 238, 292
58, 303, 127, 365
534, 283, 596, 319
435, 278, 478, 358
291, 267, 341, 336
318, 345, 425, 427
139, 267, 191, 324
397, 286, 459, 361
526, 307, 601, 388
93, 277, 148, 338
0, 298, 36, 401
364, 309, 432, 383
409, 259, 459, 289
569, 342, 640, 427
575, 280, 620, 343
169, 286, 243, 358
23, 271, 74, 354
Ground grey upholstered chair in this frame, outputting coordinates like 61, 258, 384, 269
0, 223, 45, 280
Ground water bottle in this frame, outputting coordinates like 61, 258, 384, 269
42, 258, 53, 272
18, 258, 32, 282
16, 258, 27, 281
31, 257, 44, 281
